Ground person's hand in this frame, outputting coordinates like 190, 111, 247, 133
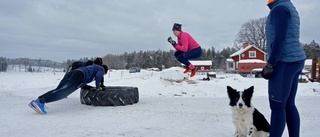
167, 37, 177, 47
100, 85, 106, 90
167, 37, 173, 43
91, 87, 103, 92
261, 63, 274, 80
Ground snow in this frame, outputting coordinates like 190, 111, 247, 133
238, 59, 266, 63
181, 60, 212, 66
230, 45, 267, 58
305, 59, 312, 66
251, 68, 263, 72
1, 68, 320, 137
230, 45, 254, 57
226, 58, 234, 62
207, 72, 216, 75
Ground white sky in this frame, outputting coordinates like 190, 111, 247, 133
0, 0, 319, 62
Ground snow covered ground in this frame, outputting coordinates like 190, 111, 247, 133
0, 68, 320, 137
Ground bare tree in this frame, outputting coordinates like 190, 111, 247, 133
38, 58, 42, 72
303, 40, 320, 58
22, 58, 30, 72
234, 17, 267, 51
103, 54, 127, 69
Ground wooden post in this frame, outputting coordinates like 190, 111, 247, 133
311, 58, 317, 80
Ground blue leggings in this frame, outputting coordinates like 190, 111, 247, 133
174, 47, 202, 67
38, 70, 84, 103
268, 60, 305, 137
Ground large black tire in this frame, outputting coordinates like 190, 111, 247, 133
80, 85, 139, 106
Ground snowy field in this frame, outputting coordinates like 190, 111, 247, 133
1, 68, 320, 137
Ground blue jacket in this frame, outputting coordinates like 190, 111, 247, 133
265, 0, 306, 65
77, 64, 105, 89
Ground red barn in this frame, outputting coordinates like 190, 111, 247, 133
226, 43, 267, 73
182, 60, 212, 74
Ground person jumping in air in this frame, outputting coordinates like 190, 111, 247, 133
28, 64, 108, 114
167, 23, 202, 77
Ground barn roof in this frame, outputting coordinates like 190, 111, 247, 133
226, 58, 234, 62
238, 59, 266, 63
230, 45, 266, 57
181, 60, 212, 66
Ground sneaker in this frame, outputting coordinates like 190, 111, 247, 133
190, 69, 197, 77
28, 100, 41, 113
183, 68, 190, 73
29, 99, 47, 114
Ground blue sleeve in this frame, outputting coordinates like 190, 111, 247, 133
94, 68, 104, 89
267, 6, 290, 66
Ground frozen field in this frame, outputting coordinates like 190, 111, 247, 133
0, 68, 319, 137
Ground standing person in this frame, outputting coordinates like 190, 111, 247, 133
167, 23, 202, 77
262, 0, 306, 136
28, 64, 109, 114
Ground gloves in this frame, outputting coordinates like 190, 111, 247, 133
100, 85, 107, 90
167, 36, 173, 43
261, 63, 274, 80
167, 37, 177, 47
91, 87, 103, 92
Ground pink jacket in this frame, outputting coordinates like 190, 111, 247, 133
174, 31, 200, 52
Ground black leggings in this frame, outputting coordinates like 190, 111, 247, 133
38, 70, 84, 103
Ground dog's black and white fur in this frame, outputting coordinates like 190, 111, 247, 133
227, 86, 270, 137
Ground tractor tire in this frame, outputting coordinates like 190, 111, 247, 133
80, 85, 139, 106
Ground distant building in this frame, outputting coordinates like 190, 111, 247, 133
304, 59, 312, 71
226, 43, 267, 73
181, 60, 212, 72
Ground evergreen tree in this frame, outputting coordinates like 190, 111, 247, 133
0, 57, 8, 72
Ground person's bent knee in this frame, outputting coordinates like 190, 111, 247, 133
269, 98, 285, 109
177, 54, 186, 61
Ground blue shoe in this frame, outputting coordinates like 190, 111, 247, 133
29, 99, 47, 114
28, 100, 40, 113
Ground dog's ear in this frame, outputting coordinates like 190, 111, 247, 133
227, 86, 236, 96
248, 86, 254, 91
227, 86, 235, 91
244, 86, 254, 95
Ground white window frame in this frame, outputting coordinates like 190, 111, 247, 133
249, 51, 256, 58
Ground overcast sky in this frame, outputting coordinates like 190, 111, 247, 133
0, 0, 319, 62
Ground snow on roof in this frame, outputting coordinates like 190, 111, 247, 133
230, 45, 266, 57
238, 59, 266, 63
207, 72, 216, 75
302, 69, 309, 73
181, 60, 212, 66
230, 45, 253, 57
305, 59, 312, 66
251, 68, 263, 72
226, 58, 234, 62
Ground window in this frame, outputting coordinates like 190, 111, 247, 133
249, 51, 256, 58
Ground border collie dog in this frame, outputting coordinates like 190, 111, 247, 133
227, 86, 270, 137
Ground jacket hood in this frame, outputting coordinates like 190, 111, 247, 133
268, 0, 290, 9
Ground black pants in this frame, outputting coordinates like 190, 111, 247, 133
174, 47, 202, 67
38, 70, 84, 103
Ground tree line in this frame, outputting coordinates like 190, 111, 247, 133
2, 58, 65, 72
0, 57, 8, 72
100, 48, 238, 70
